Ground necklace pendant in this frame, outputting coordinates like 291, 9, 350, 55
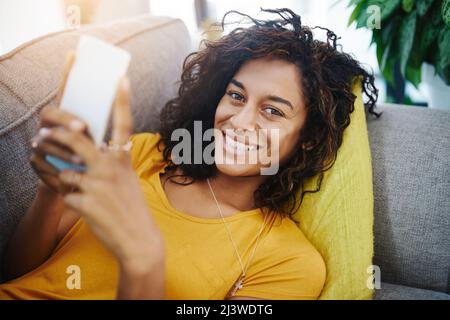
228, 275, 245, 297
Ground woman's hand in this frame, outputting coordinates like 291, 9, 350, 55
30, 51, 88, 194
40, 77, 164, 274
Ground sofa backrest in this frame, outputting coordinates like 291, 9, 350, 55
367, 105, 450, 294
0, 15, 192, 279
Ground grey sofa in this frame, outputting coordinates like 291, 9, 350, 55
0, 15, 449, 300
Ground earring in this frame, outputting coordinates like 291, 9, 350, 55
288, 181, 294, 192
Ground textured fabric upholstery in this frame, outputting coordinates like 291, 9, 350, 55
374, 282, 450, 300
0, 15, 192, 280
367, 104, 450, 294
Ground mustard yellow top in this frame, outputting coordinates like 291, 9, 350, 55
0, 133, 326, 300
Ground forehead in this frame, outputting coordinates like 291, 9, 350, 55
231, 58, 304, 107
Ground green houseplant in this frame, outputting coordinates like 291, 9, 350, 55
347, 0, 450, 90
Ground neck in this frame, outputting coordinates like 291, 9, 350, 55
207, 171, 267, 212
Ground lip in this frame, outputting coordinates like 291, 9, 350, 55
218, 131, 260, 156
222, 130, 261, 149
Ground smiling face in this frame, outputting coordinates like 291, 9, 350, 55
214, 58, 307, 177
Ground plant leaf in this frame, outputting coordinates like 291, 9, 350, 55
381, 55, 396, 85
348, 0, 364, 7
405, 65, 421, 88
356, 1, 370, 28
416, 0, 434, 15
367, 0, 402, 21
415, 17, 440, 66
399, 10, 417, 76
381, 39, 393, 71
381, 14, 401, 45
402, 0, 415, 13
437, 28, 450, 71
348, 0, 366, 26
443, 0, 450, 27
373, 31, 384, 65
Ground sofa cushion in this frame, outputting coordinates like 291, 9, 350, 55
0, 15, 192, 280
367, 104, 450, 294
293, 81, 375, 300
374, 282, 450, 300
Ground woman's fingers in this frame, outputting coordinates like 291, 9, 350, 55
59, 170, 84, 190
112, 77, 133, 147
30, 153, 73, 192
44, 127, 98, 165
55, 50, 76, 106
32, 134, 83, 164
30, 153, 59, 176
62, 192, 95, 218
59, 169, 99, 194
39, 106, 87, 134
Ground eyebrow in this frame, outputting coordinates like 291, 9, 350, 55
230, 78, 294, 110
267, 95, 294, 110
230, 79, 245, 90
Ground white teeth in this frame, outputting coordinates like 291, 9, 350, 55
225, 135, 257, 152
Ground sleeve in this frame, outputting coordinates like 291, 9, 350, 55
233, 219, 327, 300
129, 132, 166, 178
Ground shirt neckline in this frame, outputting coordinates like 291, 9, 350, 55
151, 165, 261, 224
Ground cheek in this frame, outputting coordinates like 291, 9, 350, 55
276, 130, 301, 163
214, 99, 229, 126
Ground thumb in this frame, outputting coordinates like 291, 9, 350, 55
112, 76, 133, 146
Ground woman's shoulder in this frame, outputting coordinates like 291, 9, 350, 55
264, 214, 323, 258
264, 215, 326, 285
129, 132, 166, 175
238, 214, 327, 299
129, 131, 162, 150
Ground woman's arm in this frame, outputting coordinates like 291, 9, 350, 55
48, 77, 166, 299
116, 241, 165, 299
2, 52, 83, 281
3, 183, 68, 280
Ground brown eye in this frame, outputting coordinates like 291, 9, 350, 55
228, 91, 244, 102
263, 107, 284, 117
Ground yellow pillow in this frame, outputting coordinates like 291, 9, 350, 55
292, 81, 374, 300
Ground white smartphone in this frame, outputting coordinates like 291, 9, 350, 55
46, 35, 131, 172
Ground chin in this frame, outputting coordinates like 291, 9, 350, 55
215, 161, 261, 177
213, 128, 266, 177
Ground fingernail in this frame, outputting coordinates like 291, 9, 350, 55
38, 127, 51, 137
31, 140, 38, 148
70, 120, 85, 131
71, 154, 83, 164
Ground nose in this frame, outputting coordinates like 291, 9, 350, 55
230, 105, 258, 132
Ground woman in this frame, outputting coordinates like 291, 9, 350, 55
0, 8, 379, 299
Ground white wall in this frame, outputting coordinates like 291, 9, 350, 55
0, 0, 150, 55
94, 0, 149, 23
0, 0, 66, 55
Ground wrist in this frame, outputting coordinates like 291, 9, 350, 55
37, 182, 64, 208
37, 181, 60, 198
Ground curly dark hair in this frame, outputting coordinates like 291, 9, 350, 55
158, 8, 381, 218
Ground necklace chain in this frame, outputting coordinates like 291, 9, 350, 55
206, 178, 269, 296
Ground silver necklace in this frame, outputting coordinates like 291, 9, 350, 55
206, 178, 269, 298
